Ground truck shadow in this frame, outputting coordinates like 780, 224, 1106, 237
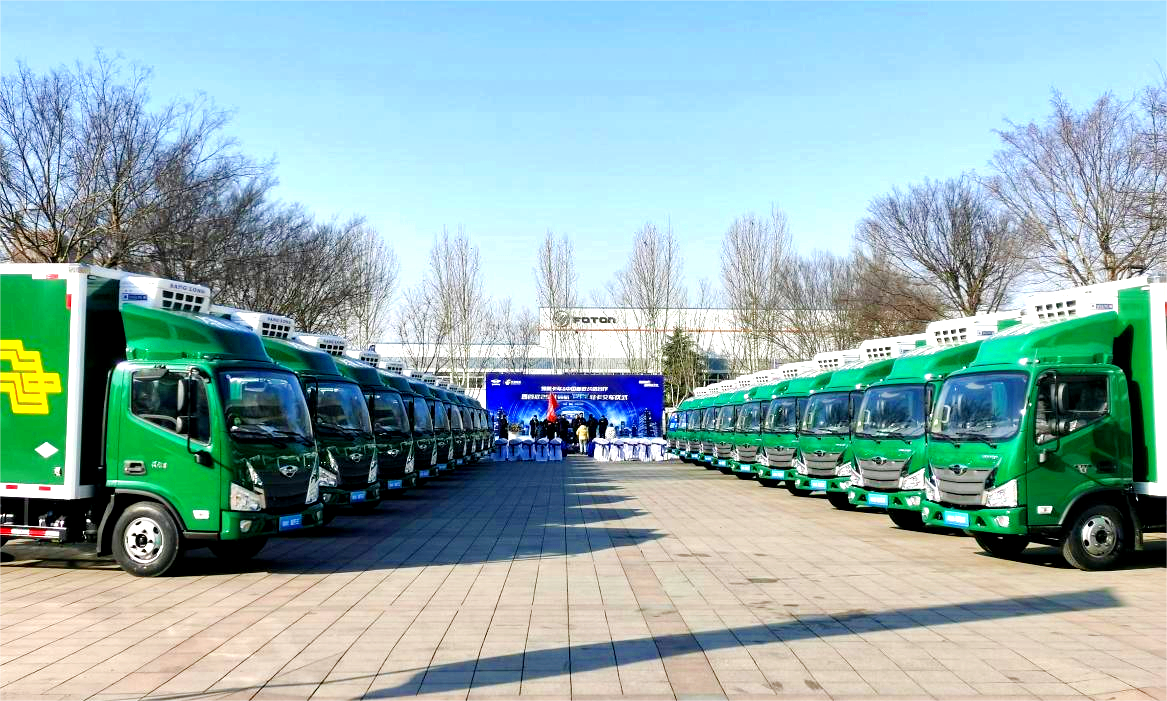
137, 588, 1121, 701
973, 538, 1167, 570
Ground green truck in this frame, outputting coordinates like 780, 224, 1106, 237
336, 354, 415, 497
251, 331, 380, 519
1, 266, 323, 576
845, 340, 983, 528
379, 371, 436, 483
409, 378, 451, 473
711, 390, 746, 475
920, 278, 1166, 569
765, 373, 834, 495
748, 382, 790, 487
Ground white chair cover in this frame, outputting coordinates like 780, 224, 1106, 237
649, 437, 668, 461
493, 438, 509, 462
535, 438, 549, 462
612, 439, 628, 462
632, 438, 648, 462
521, 437, 534, 461
549, 437, 564, 461
508, 438, 523, 461
592, 438, 609, 462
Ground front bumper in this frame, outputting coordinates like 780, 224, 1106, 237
920, 501, 1028, 534
382, 474, 415, 492
220, 502, 325, 538
730, 461, 756, 476
321, 483, 381, 507
847, 486, 924, 511
754, 465, 790, 481
792, 475, 848, 492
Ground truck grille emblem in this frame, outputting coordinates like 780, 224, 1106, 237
813, 450, 825, 457
349, 451, 363, 462
950, 464, 968, 475
279, 462, 298, 478
872, 456, 887, 465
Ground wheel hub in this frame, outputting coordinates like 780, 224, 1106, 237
1080, 514, 1117, 557
124, 517, 164, 564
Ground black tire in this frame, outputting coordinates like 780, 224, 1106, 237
209, 537, 268, 561
111, 502, 182, 577
888, 509, 925, 531
717, 466, 733, 475
826, 491, 856, 511
735, 472, 755, 480
1062, 503, 1127, 571
321, 510, 337, 526
785, 482, 812, 497
758, 479, 779, 488
972, 531, 1030, 559
350, 499, 382, 515
703, 463, 718, 470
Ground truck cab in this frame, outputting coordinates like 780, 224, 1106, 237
438, 388, 467, 468
380, 372, 435, 483
669, 398, 697, 460
708, 392, 739, 473
728, 389, 767, 480
336, 355, 415, 497
259, 336, 379, 519
410, 380, 451, 473
763, 373, 832, 493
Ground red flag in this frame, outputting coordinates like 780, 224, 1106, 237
547, 392, 559, 422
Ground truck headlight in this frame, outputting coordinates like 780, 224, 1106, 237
835, 463, 851, 477
924, 473, 939, 502
368, 452, 379, 484
793, 457, 808, 475
405, 447, 415, 474
900, 470, 924, 491
230, 483, 264, 512
320, 460, 339, 487
305, 466, 319, 504
983, 478, 1018, 508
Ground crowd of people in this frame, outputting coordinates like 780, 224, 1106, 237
494, 409, 640, 456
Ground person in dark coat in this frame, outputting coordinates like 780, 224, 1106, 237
570, 416, 582, 449
497, 409, 508, 438
543, 417, 556, 439
586, 414, 598, 440
558, 416, 569, 443
598, 416, 609, 439
529, 415, 541, 438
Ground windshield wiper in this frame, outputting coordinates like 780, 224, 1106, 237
229, 424, 288, 445
954, 432, 999, 448
269, 429, 313, 445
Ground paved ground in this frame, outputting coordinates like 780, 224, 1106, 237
2, 456, 1165, 701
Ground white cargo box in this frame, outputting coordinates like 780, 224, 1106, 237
120, 276, 211, 314
345, 349, 380, 365
813, 349, 862, 371
859, 334, 928, 361
1024, 276, 1151, 323
295, 333, 347, 357
926, 310, 1020, 346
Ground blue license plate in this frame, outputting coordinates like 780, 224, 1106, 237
278, 514, 302, 531
769, 469, 784, 478
387, 480, 403, 489
868, 493, 889, 507
350, 490, 366, 502
437, 464, 448, 471
944, 510, 970, 527
419, 469, 430, 477
809, 479, 828, 490
717, 459, 727, 466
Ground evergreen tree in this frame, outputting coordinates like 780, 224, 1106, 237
661, 326, 706, 406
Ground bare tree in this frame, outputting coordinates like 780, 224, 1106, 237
394, 284, 447, 374
719, 206, 793, 372
493, 297, 539, 371
342, 225, 400, 349
425, 227, 490, 386
606, 220, 685, 373
857, 175, 1026, 315
533, 229, 578, 371
987, 88, 1167, 283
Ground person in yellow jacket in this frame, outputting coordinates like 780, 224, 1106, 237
576, 422, 590, 456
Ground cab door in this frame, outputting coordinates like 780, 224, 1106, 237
1027, 368, 1123, 528
111, 364, 222, 533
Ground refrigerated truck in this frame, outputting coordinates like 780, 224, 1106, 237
844, 341, 983, 529
711, 391, 746, 475
745, 382, 791, 487
257, 335, 380, 519
436, 388, 467, 467
379, 371, 436, 483
409, 379, 451, 473
920, 278, 1166, 570
727, 389, 767, 479
791, 359, 898, 508
671, 398, 700, 461
1, 266, 323, 576
761, 373, 834, 495
335, 355, 415, 496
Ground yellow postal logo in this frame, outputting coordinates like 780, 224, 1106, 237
1, 340, 62, 414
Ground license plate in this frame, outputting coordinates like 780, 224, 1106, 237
868, 493, 889, 507
436, 464, 448, 471
769, 469, 784, 478
278, 514, 302, 531
717, 459, 727, 466
810, 479, 828, 490
350, 490, 366, 502
944, 510, 970, 527
387, 480, 403, 489
419, 469, 430, 478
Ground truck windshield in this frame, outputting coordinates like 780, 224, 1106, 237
766, 397, 798, 433
716, 405, 737, 431
800, 392, 852, 435
369, 390, 409, 434
855, 384, 926, 440
930, 372, 1027, 444
311, 381, 373, 435
450, 406, 464, 430
736, 402, 763, 432
219, 370, 313, 442
431, 400, 450, 429
409, 397, 432, 431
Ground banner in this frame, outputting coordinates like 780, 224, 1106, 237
486, 373, 665, 437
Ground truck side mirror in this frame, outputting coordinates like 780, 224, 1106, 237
194, 450, 213, 467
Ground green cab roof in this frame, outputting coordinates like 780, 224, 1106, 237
261, 337, 344, 378
335, 355, 385, 387
880, 341, 984, 384
818, 358, 898, 393
378, 370, 418, 395
407, 379, 436, 398
964, 313, 1120, 371
745, 381, 790, 401
781, 372, 834, 396
726, 389, 750, 404
122, 304, 272, 363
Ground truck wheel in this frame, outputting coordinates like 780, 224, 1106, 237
826, 492, 856, 511
1062, 504, 1126, 571
112, 502, 181, 577
209, 537, 268, 561
972, 532, 1030, 558
758, 479, 778, 488
734, 472, 755, 480
888, 509, 924, 531
785, 482, 811, 497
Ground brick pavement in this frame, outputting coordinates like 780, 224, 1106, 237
1, 456, 1164, 700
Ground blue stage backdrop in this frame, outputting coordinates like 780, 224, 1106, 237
486, 373, 665, 437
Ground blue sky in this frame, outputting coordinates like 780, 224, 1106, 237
2, 2, 1163, 306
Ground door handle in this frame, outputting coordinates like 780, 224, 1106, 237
123, 460, 146, 476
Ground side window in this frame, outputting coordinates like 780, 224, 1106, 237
1057, 375, 1109, 434
131, 371, 210, 442
1034, 374, 1057, 444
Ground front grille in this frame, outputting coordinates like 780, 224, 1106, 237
714, 443, 734, 458
331, 451, 373, 489
701, 441, 715, 454
735, 446, 758, 464
855, 459, 904, 490
259, 470, 311, 514
804, 452, 841, 477
763, 446, 794, 467
932, 466, 992, 506
668, 438, 677, 449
